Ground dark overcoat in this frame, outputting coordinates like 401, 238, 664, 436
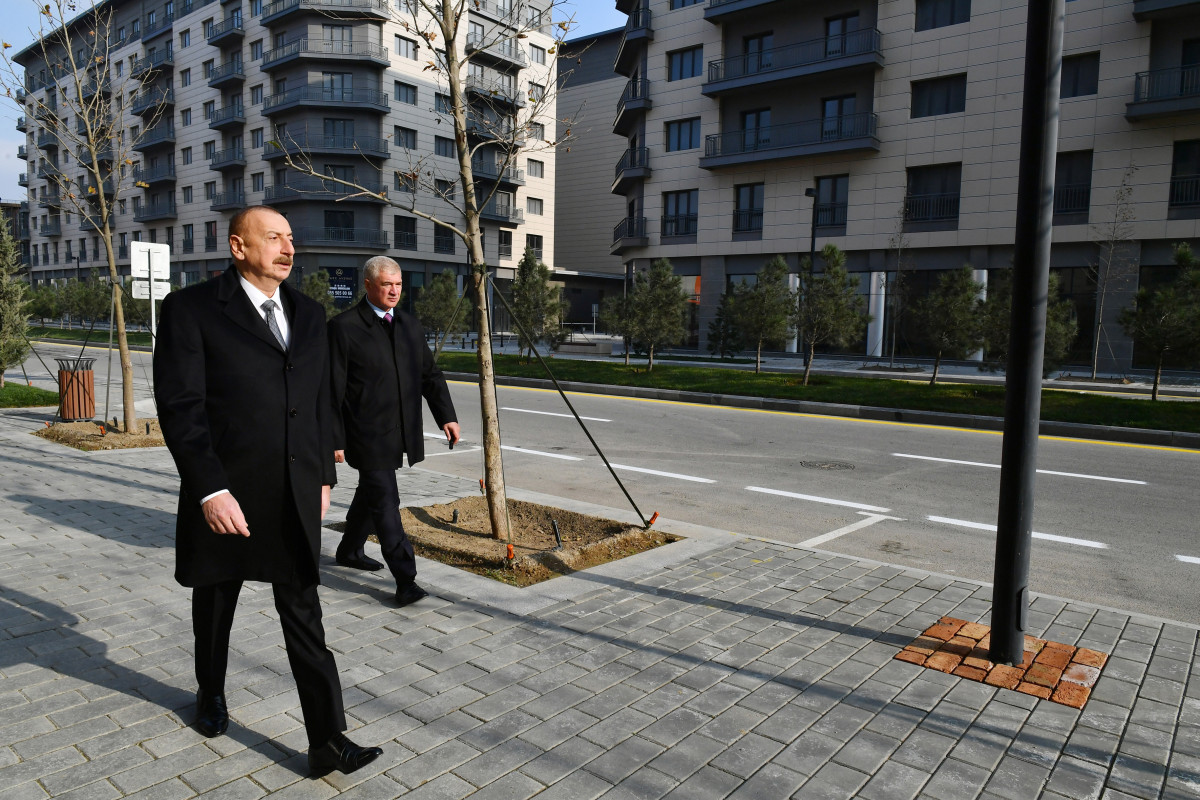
154, 266, 337, 588
328, 299, 457, 471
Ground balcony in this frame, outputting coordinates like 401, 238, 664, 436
1127, 65, 1200, 120
131, 50, 175, 77
142, 10, 175, 40
610, 216, 648, 253
38, 192, 62, 208
613, 78, 651, 137
264, 176, 386, 203
35, 99, 58, 120
18, 223, 31, 240
17, 145, 28, 160
79, 77, 112, 99
182, 237, 194, 253
208, 104, 246, 130
204, 235, 218, 251
704, 0, 784, 22
292, 227, 389, 249
465, 74, 526, 108
903, 192, 960, 223
1169, 174, 1200, 208
612, 146, 650, 194
206, 16, 244, 46
465, 113, 525, 143
1133, 0, 1200, 19
18, 173, 28, 187
134, 123, 176, 151
133, 198, 178, 221
41, 221, 64, 237
1053, 183, 1091, 220
264, 133, 389, 160
480, 199, 524, 227
36, 163, 62, 179
16, 116, 26, 133
211, 190, 245, 211
472, 0, 521, 24
465, 33, 528, 69
209, 146, 246, 170
261, 0, 388, 24
207, 60, 246, 89
816, 202, 849, 229
131, 87, 175, 116
700, 113, 879, 169
37, 130, 59, 149
471, 157, 525, 186
703, 29, 883, 97
262, 37, 389, 69
84, 178, 115, 198
79, 214, 101, 231
661, 214, 698, 238
263, 85, 389, 114
615, 9, 652, 76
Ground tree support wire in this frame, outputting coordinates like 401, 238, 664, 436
488, 276, 654, 529
989, 0, 1065, 665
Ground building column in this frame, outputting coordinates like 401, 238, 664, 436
866, 271, 886, 358
970, 268, 988, 361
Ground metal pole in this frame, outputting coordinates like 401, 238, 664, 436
989, 0, 1065, 665
104, 281, 115, 424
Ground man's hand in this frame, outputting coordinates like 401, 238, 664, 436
334, 449, 345, 464
202, 493, 251, 537
321, 485, 331, 520
443, 422, 461, 448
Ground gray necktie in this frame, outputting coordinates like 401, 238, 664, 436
261, 299, 286, 349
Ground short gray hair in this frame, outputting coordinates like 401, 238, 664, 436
364, 256, 402, 282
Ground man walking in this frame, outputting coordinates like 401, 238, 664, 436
154, 206, 381, 778
328, 256, 460, 606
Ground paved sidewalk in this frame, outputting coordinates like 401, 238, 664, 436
1, 409, 1197, 799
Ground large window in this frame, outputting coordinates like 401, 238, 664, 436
395, 35, 417, 59
394, 81, 417, 105
665, 118, 702, 152
911, 74, 967, 117
662, 189, 699, 236
915, 0, 970, 30
815, 175, 850, 228
526, 234, 543, 259
498, 230, 512, 259
668, 46, 704, 81
527, 197, 543, 216
1053, 150, 1092, 220
734, 183, 764, 233
1061, 53, 1100, 98
394, 216, 416, 249
434, 136, 455, 157
395, 126, 416, 149
904, 163, 961, 223
434, 225, 455, 254
1170, 140, 1200, 208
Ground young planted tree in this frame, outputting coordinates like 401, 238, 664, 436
415, 271, 468, 360
3, 0, 168, 433
979, 269, 1078, 376
26, 283, 61, 326
628, 259, 689, 372
301, 270, 338, 320
706, 289, 744, 360
600, 291, 636, 366
730, 255, 794, 373
273, 0, 575, 542
795, 244, 871, 385
885, 204, 913, 367
510, 246, 567, 360
63, 270, 111, 327
911, 266, 985, 385
0, 222, 30, 389
1088, 167, 1140, 379
1118, 243, 1200, 400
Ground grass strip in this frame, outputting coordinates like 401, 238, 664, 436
28, 326, 155, 348
0, 382, 59, 408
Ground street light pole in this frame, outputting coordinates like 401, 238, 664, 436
800, 187, 818, 366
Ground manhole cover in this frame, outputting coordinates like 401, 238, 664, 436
799, 460, 855, 471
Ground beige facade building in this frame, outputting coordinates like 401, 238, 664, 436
561, 0, 1200, 370
15, 0, 559, 311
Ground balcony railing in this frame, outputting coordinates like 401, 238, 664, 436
17, 145, 28, 159
1133, 65, 1200, 102
815, 202, 848, 227
208, 104, 246, 128
16, 116, 27, 132
211, 190, 245, 210
611, 216, 647, 245
135, 123, 176, 148
615, 78, 651, 124
263, 85, 389, 113
38, 192, 63, 208
207, 60, 245, 86
37, 130, 59, 148
661, 214, 698, 237
133, 198, 178, 221
210, 146, 246, 168
433, 233, 456, 254
263, 37, 387, 67
131, 87, 174, 115
471, 158, 524, 184
264, 133, 389, 159
465, 74, 526, 107
732, 208, 763, 232
264, 177, 385, 202
480, 200, 524, 225
613, 146, 650, 188
41, 221, 63, 236
204, 235, 218, 251
131, 50, 175, 76
903, 192, 961, 222
17, 173, 28, 186
261, 0, 388, 22
1169, 174, 1200, 207
1053, 183, 1091, 215
292, 227, 389, 248
703, 113, 878, 159
394, 230, 417, 250
465, 33, 528, 66
79, 78, 111, 98
206, 16, 244, 44
615, 9, 652, 74
182, 237, 195, 253
707, 29, 882, 83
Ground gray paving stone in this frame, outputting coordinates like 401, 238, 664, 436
659, 764, 743, 800
452, 738, 542, 788
391, 739, 481, 790
775, 730, 844, 777
519, 736, 604, 786
856, 759, 931, 800
794, 760, 870, 800
595, 766, 677, 800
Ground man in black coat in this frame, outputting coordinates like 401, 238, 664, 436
328, 256, 460, 606
154, 206, 381, 779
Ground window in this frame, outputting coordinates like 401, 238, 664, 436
250, 84, 263, 104
131, 19, 140, 36
203, 100, 215, 120
435, 179, 456, 200
666, 118, 702, 151
527, 159, 544, 178
671, 0, 703, 7
182, 224, 194, 250
115, 61, 123, 77
394, 81, 417, 105
250, 39, 263, 60
527, 5, 542, 25
180, 108, 192, 126
528, 82, 545, 102
498, 229, 512, 259
1169, 140, 1200, 208
525, 234, 543, 259
180, 68, 191, 87
435, 93, 452, 113
251, 128, 263, 148
179, 30, 190, 48
203, 59, 215, 79
434, 225, 455, 254
668, 46, 703, 81
662, 189, 698, 236
394, 126, 416, 149
904, 163, 962, 223
205, 221, 218, 251
1053, 151, 1092, 219
821, 95, 858, 138
203, 140, 216, 159
530, 44, 546, 65
527, 197, 543, 215
204, 181, 216, 199
394, 216, 416, 249
395, 35, 417, 58
1061, 53, 1100, 98
434, 136, 455, 157
250, 0, 262, 15
915, 0, 970, 30
734, 183, 764, 232
529, 121, 545, 140
394, 171, 416, 193
815, 175, 850, 228
911, 74, 966, 117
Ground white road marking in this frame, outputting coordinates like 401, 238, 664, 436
502, 406, 611, 422
893, 453, 1147, 485
1177, 555, 1200, 565
799, 512, 905, 549
745, 486, 892, 513
926, 515, 1109, 549
610, 464, 716, 483
501, 445, 583, 461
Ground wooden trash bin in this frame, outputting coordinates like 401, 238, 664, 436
56, 357, 97, 421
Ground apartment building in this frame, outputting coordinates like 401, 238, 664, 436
14, 0, 558, 312
582, 0, 1200, 371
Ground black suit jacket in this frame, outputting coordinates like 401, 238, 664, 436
328, 299, 457, 471
154, 266, 337, 588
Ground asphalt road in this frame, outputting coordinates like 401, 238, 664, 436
421, 380, 1200, 624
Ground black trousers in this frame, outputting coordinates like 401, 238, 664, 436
193, 579, 346, 748
338, 468, 417, 588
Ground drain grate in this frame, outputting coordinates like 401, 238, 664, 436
799, 460, 855, 471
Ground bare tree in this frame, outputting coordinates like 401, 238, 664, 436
273, 0, 574, 541
3, 0, 165, 432
1088, 166, 1139, 380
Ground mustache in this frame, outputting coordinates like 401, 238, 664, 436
274, 258, 293, 266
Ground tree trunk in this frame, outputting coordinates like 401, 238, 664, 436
930, 351, 942, 385
756, 341, 762, 374
471, 269, 511, 541
648, 345, 655, 372
803, 343, 816, 385
98, 229, 137, 434
623, 337, 630, 365
1153, 352, 1163, 402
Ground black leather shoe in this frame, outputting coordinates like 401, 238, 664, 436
308, 732, 382, 778
194, 690, 229, 738
394, 583, 429, 608
336, 552, 384, 571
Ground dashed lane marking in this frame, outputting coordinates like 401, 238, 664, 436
501, 406, 611, 422
745, 486, 892, 513
927, 515, 1109, 549
893, 453, 1147, 485
610, 464, 716, 483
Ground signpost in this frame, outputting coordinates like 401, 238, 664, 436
130, 241, 172, 351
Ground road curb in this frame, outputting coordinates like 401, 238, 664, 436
446, 371, 1200, 451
